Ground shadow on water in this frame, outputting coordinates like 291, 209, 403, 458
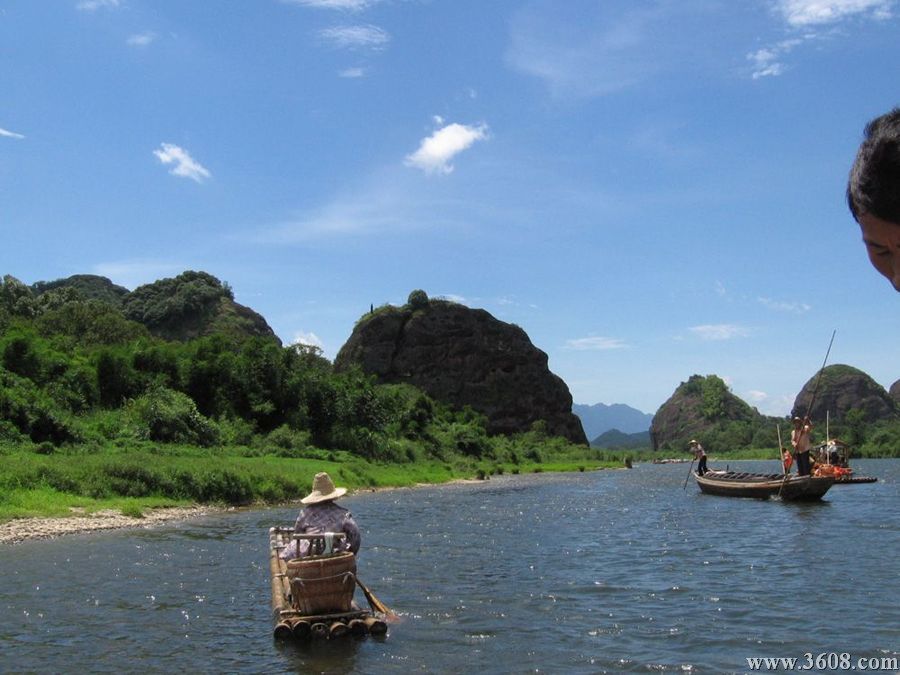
274, 634, 374, 672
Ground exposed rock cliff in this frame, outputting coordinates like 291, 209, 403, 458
649, 374, 761, 451
791, 364, 897, 423
890, 379, 900, 406
334, 292, 587, 444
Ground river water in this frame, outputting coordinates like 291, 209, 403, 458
1, 460, 898, 674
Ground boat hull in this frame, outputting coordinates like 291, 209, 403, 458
694, 471, 834, 501
833, 475, 877, 484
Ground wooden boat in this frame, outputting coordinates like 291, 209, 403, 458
694, 470, 834, 501
268, 527, 388, 641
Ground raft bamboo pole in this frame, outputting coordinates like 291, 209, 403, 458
269, 528, 287, 615
310, 622, 328, 639
348, 618, 368, 636
329, 621, 349, 638
291, 619, 311, 639
364, 616, 387, 635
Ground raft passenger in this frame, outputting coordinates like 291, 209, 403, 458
280, 472, 361, 560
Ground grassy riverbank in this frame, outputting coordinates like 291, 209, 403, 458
0, 440, 624, 522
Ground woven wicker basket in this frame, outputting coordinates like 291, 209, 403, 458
286, 551, 357, 615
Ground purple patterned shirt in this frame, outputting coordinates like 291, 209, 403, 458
280, 501, 361, 559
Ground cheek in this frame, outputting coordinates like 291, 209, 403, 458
867, 250, 893, 279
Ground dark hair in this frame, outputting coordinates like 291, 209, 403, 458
847, 107, 900, 224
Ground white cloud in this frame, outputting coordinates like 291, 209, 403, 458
320, 24, 390, 49
76, 0, 120, 11
153, 143, 211, 183
127, 32, 156, 47
745, 389, 769, 403
291, 330, 324, 350
773, 0, 894, 27
752, 1, 894, 77
0, 126, 25, 140
758, 296, 812, 313
283, 0, 375, 10
404, 122, 489, 175
564, 336, 628, 351
747, 38, 805, 79
339, 66, 366, 78
689, 324, 749, 341
91, 260, 185, 290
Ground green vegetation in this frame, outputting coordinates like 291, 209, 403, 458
0, 274, 617, 522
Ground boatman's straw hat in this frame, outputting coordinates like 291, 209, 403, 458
301, 472, 348, 504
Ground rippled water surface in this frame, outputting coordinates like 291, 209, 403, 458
2, 460, 898, 673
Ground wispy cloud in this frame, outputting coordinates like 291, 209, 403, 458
564, 336, 628, 351
0, 126, 25, 140
750, 0, 894, 78
758, 296, 811, 314
291, 330, 324, 350
689, 324, 749, 341
747, 38, 806, 79
320, 24, 390, 49
774, 0, 894, 27
339, 66, 367, 78
76, 0, 120, 11
745, 390, 768, 403
92, 259, 186, 289
153, 143, 211, 183
433, 294, 466, 305
283, 0, 376, 10
505, 3, 724, 98
127, 32, 156, 47
404, 121, 489, 175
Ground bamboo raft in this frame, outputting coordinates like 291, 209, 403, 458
268, 527, 388, 641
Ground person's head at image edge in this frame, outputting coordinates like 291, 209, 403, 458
848, 106, 900, 292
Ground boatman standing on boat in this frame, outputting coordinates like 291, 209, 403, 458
280, 472, 361, 560
791, 417, 813, 476
690, 439, 708, 476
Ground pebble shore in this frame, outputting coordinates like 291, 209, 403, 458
0, 506, 217, 545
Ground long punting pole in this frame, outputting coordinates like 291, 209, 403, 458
776, 425, 784, 475
804, 330, 837, 420
682, 457, 696, 490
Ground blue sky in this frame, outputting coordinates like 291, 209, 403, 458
2, 0, 898, 417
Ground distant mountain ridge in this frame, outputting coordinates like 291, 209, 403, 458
590, 428, 651, 449
573, 402, 653, 439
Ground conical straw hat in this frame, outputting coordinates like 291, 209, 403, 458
301, 472, 348, 504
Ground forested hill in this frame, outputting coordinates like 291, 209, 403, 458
0, 273, 586, 467
29, 271, 277, 343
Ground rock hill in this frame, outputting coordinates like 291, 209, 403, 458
791, 364, 897, 423
334, 291, 587, 444
649, 374, 763, 451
